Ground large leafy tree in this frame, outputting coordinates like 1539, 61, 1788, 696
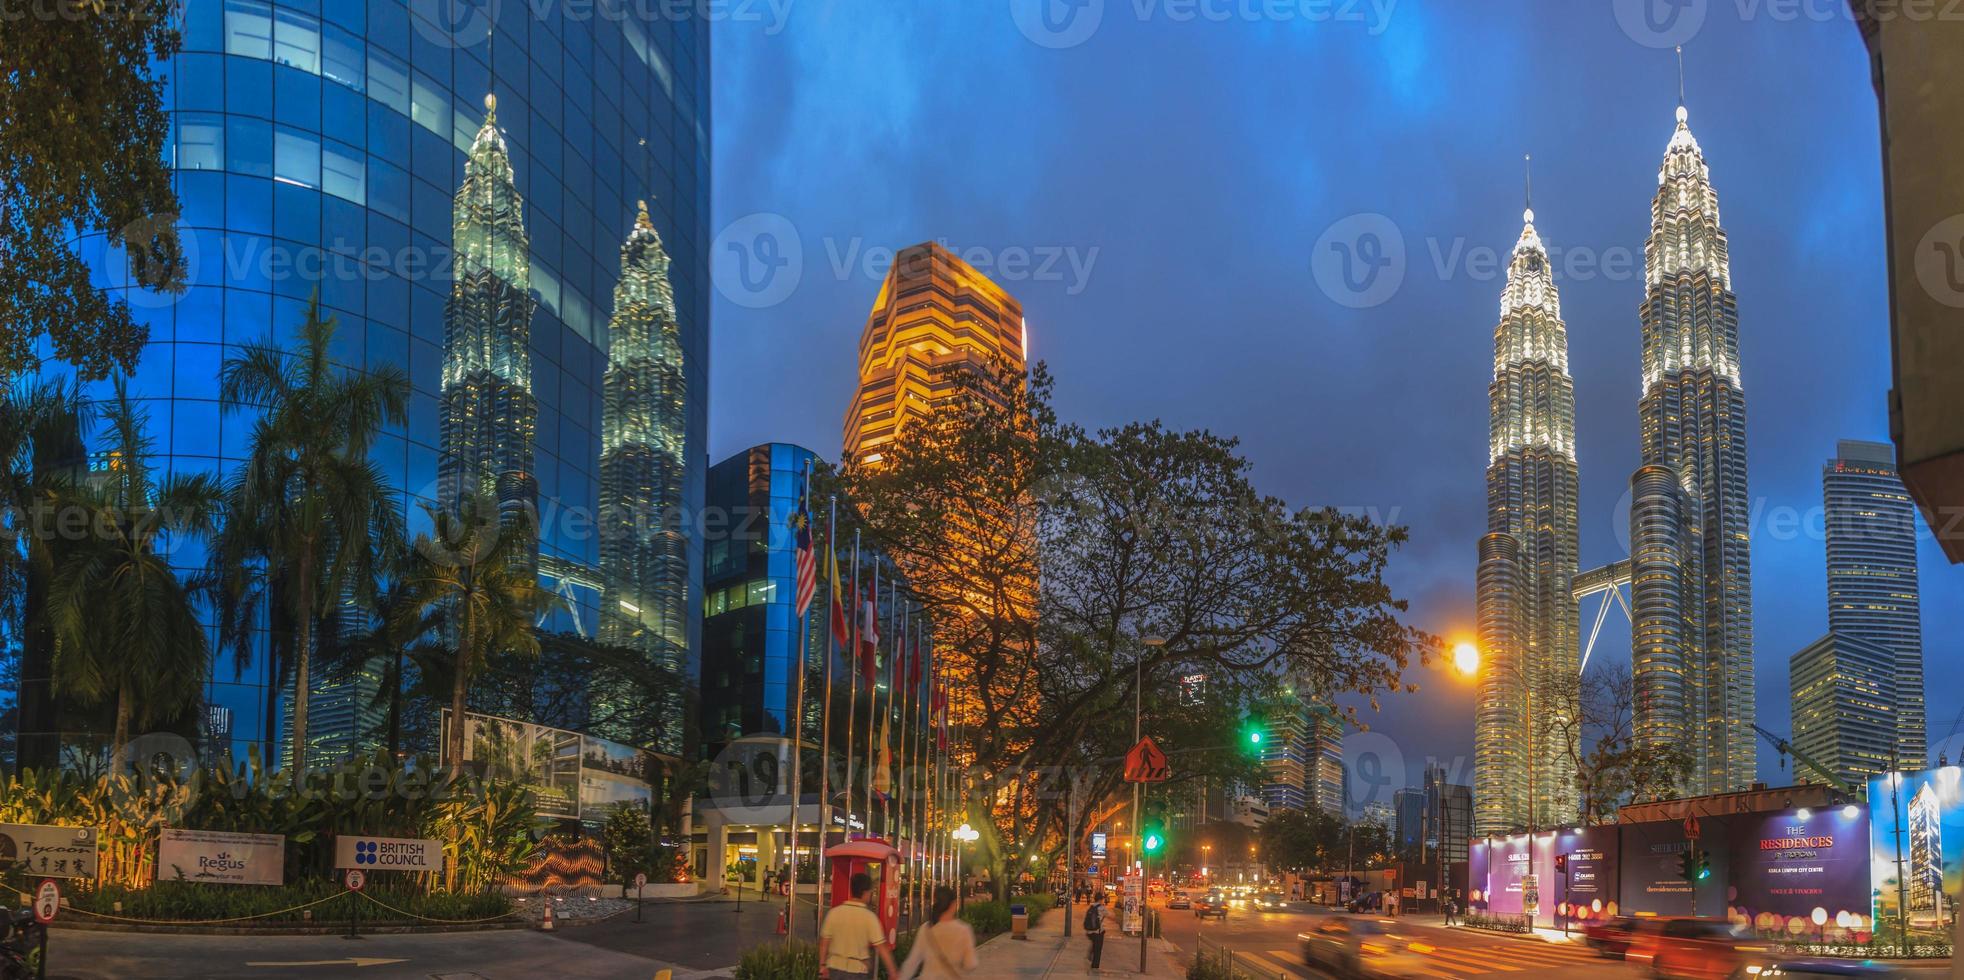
0, 380, 88, 768
46, 380, 220, 755
217, 294, 408, 770
842, 362, 1431, 894
1, 1, 184, 378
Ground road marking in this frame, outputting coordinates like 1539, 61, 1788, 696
1231, 950, 1296, 976
244, 958, 408, 968
1416, 946, 1525, 972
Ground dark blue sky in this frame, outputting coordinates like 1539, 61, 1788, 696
707, 1, 1960, 792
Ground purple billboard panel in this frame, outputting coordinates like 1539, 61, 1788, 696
1549, 826, 1621, 926
1619, 819, 1700, 917
1469, 835, 1533, 917
1727, 805, 1874, 942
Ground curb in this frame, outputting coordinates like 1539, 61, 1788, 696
51, 918, 525, 936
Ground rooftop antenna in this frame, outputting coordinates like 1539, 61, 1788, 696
1523, 153, 1533, 224
1675, 45, 1688, 123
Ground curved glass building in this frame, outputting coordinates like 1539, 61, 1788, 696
41, 0, 710, 766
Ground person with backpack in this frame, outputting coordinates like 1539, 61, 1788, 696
897, 886, 978, 980
1084, 893, 1108, 972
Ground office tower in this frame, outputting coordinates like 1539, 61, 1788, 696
1909, 782, 1944, 918
1259, 691, 1312, 812
1425, 763, 1473, 865
1474, 199, 1580, 834
1627, 98, 1757, 795
843, 242, 1027, 468
1394, 788, 1426, 854
1307, 701, 1347, 817
439, 93, 539, 568
1824, 440, 1926, 764
1789, 632, 1897, 787
53, 0, 711, 765
595, 202, 691, 751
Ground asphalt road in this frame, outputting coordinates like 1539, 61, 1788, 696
1153, 901, 1642, 980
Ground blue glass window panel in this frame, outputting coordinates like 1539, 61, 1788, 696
366, 157, 409, 223
409, 71, 449, 137
366, 49, 409, 115
173, 340, 224, 393
271, 7, 320, 73
366, 99, 409, 162
174, 55, 226, 112
366, 0, 408, 57
220, 403, 262, 459
327, 312, 364, 367
272, 64, 321, 130
174, 287, 223, 345
321, 140, 363, 203
225, 116, 272, 178
321, 83, 365, 147
321, 22, 363, 91
273, 126, 319, 187
407, 282, 444, 346
450, 97, 480, 155
409, 172, 449, 240
128, 342, 175, 399
364, 245, 409, 322
173, 113, 225, 171
183, 0, 224, 51
273, 184, 320, 252
186, 229, 229, 290
318, 233, 366, 314
225, 56, 272, 121
366, 321, 408, 373
373, 433, 408, 489
224, 288, 272, 344
322, 0, 363, 34
454, 51, 489, 111
408, 11, 457, 80
282, 0, 319, 17
172, 398, 224, 458
223, 0, 272, 59
407, 337, 441, 399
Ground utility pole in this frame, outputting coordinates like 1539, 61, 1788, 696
1891, 750, 1909, 955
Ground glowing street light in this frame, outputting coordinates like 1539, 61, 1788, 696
1453, 641, 1480, 676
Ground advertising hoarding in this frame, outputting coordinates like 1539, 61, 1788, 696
0, 824, 96, 879
1725, 805, 1873, 941
1468, 834, 1532, 916
335, 835, 441, 871
442, 709, 663, 822
156, 829, 284, 886
1870, 766, 1963, 946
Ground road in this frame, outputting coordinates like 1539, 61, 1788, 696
1154, 901, 1641, 980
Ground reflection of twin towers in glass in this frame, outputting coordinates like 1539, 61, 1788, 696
440, 94, 690, 743
1475, 96, 1753, 835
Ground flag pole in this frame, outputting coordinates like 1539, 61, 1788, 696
845, 531, 861, 842
865, 557, 880, 837
898, 600, 914, 918
784, 462, 811, 933
816, 494, 839, 937
905, 609, 922, 919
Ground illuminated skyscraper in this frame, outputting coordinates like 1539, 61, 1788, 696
596, 201, 691, 752
1260, 689, 1312, 812
440, 94, 538, 567
1788, 631, 1896, 786
843, 242, 1026, 468
1824, 440, 1925, 765
1627, 99, 1756, 795
1474, 198, 1579, 834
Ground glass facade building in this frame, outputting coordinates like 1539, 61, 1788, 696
50, 0, 709, 765
1823, 439, 1925, 765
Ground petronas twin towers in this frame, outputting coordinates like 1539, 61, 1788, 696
1474, 97, 1754, 835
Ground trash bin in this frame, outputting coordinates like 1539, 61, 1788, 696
1010, 904, 1028, 940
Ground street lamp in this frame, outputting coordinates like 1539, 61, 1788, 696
1452, 641, 1480, 676
1135, 635, 1165, 973
953, 823, 980, 912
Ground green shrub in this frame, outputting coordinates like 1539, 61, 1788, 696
69, 878, 511, 924
1462, 910, 1531, 933
735, 939, 818, 980
959, 900, 1010, 935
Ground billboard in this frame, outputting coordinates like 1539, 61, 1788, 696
1547, 826, 1620, 926
442, 710, 663, 822
1870, 766, 1963, 946
1722, 805, 1873, 941
1617, 818, 1706, 917
1468, 834, 1533, 917
157, 829, 284, 886
0, 824, 96, 879
335, 835, 441, 871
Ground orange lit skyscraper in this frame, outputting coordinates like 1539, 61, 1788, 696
843, 242, 1027, 467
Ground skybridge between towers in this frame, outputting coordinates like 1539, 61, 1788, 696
1571, 559, 1631, 673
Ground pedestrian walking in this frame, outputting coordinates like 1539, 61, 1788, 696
897, 886, 978, 980
1443, 892, 1458, 927
1084, 893, 1108, 973
821, 873, 900, 980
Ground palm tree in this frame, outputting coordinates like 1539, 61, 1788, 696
45, 379, 221, 756
403, 495, 558, 779
219, 293, 408, 770
0, 379, 89, 768
403, 495, 557, 893
346, 575, 445, 760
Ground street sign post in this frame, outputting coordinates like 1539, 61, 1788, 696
32, 880, 57, 924
1122, 738, 1170, 783
344, 869, 365, 941
634, 872, 648, 922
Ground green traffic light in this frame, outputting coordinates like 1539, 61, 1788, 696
1144, 833, 1163, 852
1248, 731, 1262, 744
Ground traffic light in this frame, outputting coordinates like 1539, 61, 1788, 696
1247, 729, 1263, 745
1554, 854, 1567, 874
1144, 831, 1164, 854
1676, 850, 1695, 883
1692, 852, 1711, 881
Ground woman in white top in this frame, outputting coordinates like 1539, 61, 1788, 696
898, 886, 979, 980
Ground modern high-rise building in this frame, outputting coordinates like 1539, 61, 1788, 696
1307, 700, 1346, 817
843, 242, 1027, 469
1909, 782, 1945, 918
1823, 439, 1925, 764
1474, 198, 1580, 835
50, 0, 711, 766
1626, 99, 1756, 796
1425, 763, 1474, 866
439, 93, 538, 568
595, 202, 691, 752
1789, 632, 1897, 787
1259, 691, 1312, 813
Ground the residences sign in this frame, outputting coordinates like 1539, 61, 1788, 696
157, 829, 284, 886
334, 835, 441, 872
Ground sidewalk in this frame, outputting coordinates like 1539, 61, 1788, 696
969, 910, 1184, 980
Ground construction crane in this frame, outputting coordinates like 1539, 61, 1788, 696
1751, 723, 1860, 799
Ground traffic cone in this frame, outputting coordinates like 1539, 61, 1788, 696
776, 907, 788, 935
542, 900, 556, 931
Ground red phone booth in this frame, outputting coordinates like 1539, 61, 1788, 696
825, 838, 900, 942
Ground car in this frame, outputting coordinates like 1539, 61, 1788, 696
1300, 918, 1431, 979
1167, 890, 1192, 910
1582, 915, 1652, 958
1253, 892, 1288, 911
1194, 893, 1229, 920
1626, 916, 1756, 980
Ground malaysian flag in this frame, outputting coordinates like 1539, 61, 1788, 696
791, 506, 817, 617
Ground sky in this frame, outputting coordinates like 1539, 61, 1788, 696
706, 0, 1962, 796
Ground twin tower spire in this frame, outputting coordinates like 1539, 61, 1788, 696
439, 94, 691, 751
1474, 60, 1754, 835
